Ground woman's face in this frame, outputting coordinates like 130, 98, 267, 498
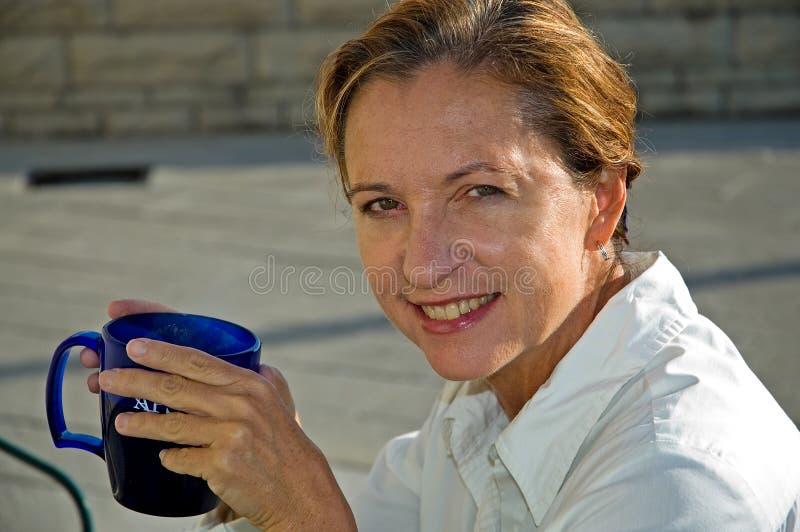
344, 63, 598, 381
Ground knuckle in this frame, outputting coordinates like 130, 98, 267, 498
154, 343, 174, 364
163, 413, 185, 439
187, 352, 210, 374
237, 395, 264, 421
169, 446, 191, 465
212, 449, 231, 472
228, 424, 252, 446
158, 373, 186, 397
270, 366, 288, 387
248, 378, 276, 404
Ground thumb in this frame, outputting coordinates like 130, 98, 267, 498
259, 365, 300, 426
107, 299, 178, 319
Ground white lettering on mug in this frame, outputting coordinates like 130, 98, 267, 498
133, 398, 171, 414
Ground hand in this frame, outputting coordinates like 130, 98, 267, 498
81, 299, 301, 425
92, 312, 355, 530
80, 299, 178, 394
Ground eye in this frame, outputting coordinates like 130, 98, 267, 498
362, 197, 403, 213
467, 184, 501, 197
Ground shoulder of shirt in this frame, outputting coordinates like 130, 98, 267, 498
584, 309, 800, 529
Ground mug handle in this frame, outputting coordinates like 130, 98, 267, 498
46, 331, 105, 459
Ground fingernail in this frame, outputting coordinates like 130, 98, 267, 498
159, 450, 166, 461
99, 369, 116, 387
115, 413, 129, 430
128, 339, 148, 358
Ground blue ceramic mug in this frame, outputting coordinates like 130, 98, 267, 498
45, 312, 261, 517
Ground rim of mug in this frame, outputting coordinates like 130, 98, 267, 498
102, 312, 262, 358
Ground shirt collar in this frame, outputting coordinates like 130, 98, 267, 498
441, 381, 508, 505
444, 251, 697, 525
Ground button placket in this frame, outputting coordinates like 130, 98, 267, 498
489, 445, 528, 531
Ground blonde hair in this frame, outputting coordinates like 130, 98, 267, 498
315, 0, 641, 249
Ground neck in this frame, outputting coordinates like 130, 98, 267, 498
486, 261, 631, 420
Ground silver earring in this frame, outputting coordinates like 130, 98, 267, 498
597, 241, 610, 260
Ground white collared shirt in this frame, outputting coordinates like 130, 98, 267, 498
352, 251, 800, 531
198, 251, 800, 531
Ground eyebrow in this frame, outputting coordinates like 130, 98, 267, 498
345, 160, 519, 201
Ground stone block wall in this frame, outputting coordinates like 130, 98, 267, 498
572, 0, 800, 118
0, 0, 797, 139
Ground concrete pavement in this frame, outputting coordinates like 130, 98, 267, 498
0, 120, 798, 531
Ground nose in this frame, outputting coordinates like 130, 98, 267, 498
402, 212, 467, 290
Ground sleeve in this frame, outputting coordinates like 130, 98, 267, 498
195, 433, 427, 532
554, 441, 773, 532
778, 498, 799, 532
352, 382, 454, 532
192, 437, 427, 532
351, 431, 425, 532
191, 435, 425, 532
193, 513, 260, 531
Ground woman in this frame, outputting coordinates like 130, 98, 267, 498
81, 0, 800, 530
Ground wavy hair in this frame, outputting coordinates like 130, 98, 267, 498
315, 0, 641, 250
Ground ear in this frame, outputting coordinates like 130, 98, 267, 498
585, 166, 627, 251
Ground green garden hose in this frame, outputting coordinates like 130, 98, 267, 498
0, 433, 93, 532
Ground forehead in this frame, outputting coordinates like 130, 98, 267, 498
343, 63, 530, 184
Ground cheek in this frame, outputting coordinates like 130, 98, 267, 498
355, 219, 384, 264
488, 213, 578, 315
355, 226, 401, 298
501, 223, 587, 336
514, 193, 587, 267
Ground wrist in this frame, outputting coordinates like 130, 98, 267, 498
257, 502, 356, 532
255, 453, 356, 532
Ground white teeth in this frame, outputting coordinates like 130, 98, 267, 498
445, 303, 460, 320
421, 294, 498, 321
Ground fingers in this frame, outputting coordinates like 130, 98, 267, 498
259, 365, 298, 423
79, 347, 100, 369
259, 365, 289, 397
99, 367, 228, 417
81, 347, 101, 394
123, 339, 251, 387
159, 446, 216, 480
85, 298, 176, 395
114, 413, 231, 482
107, 299, 177, 320
115, 411, 219, 446
86, 372, 100, 394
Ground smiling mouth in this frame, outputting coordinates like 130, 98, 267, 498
418, 293, 500, 320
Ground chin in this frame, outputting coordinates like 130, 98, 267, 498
421, 344, 506, 382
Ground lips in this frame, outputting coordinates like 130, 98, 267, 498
420, 293, 499, 320
412, 292, 501, 334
